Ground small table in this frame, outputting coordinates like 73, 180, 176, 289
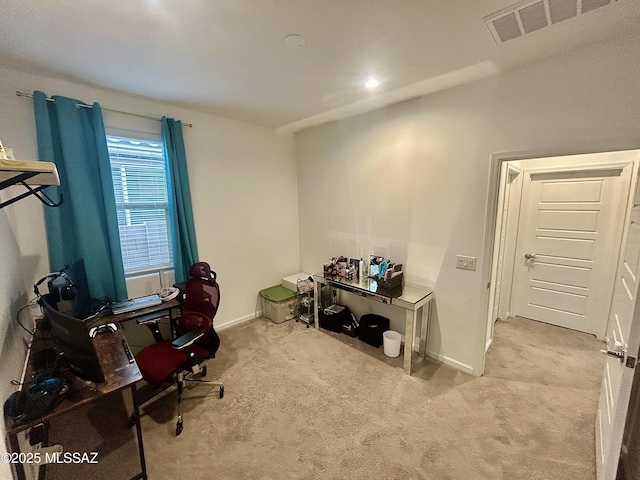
5, 328, 147, 480
313, 275, 434, 375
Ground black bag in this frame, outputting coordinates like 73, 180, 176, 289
358, 314, 390, 348
319, 304, 350, 333
341, 322, 358, 337
4, 377, 69, 425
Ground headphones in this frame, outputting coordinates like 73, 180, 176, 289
34, 267, 76, 304
158, 287, 180, 302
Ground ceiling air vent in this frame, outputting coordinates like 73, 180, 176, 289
485, 0, 618, 44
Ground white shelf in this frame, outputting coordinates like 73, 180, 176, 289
0, 158, 60, 186
0, 159, 62, 209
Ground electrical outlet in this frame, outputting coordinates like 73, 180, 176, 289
456, 255, 477, 271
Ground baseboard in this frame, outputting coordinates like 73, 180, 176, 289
216, 311, 261, 331
398, 335, 475, 375
425, 349, 475, 375
216, 314, 476, 375
485, 338, 493, 353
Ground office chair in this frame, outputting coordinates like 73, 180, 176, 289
132, 262, 224, 436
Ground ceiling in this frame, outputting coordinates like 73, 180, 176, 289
1, 0, 639, 132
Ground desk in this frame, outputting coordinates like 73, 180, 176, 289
5, 327, 147, 480
313, 275, 434, 376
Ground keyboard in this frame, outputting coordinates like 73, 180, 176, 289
111, 294, 162, 315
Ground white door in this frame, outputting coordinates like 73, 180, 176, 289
597, 169, 640, 479
513, 166, 630, 337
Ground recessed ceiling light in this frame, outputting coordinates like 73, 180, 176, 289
364, 77, 380, 89
284, 34, 306, 48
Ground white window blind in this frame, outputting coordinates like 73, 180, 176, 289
107, 135, 174, 275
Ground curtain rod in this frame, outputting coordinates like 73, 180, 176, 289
16, 91, 193, 128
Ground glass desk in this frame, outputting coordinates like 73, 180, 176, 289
313, 274, 434, 375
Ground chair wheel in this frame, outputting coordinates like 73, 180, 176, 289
128, 413, 136, 428
176, 418, 183, 436
219, 385, 224, 399
200, 365, 207, 377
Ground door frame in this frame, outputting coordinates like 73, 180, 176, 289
485, 162, 523, 352
480, 149, 640, 374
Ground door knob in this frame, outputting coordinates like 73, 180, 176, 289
600, 340, 626, 363
524, 253, 536, 260
601, 348, 625, 360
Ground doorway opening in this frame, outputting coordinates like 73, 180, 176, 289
483, 151, 637, 369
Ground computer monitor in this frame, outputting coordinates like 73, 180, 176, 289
39, 294, 105, 383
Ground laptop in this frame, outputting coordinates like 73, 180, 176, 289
110, 294, 162, 315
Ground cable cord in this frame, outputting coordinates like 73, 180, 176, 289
16, 298, 40, 337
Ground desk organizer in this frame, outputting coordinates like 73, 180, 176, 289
372, 272, 403, 289
358, 314, 390, 348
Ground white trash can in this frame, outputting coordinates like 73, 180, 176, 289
383, 330, 401, 358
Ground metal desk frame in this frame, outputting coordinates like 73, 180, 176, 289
313, 275, 434, 375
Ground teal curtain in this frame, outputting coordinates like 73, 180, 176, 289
162, 117, 199, 284
33, 91, 127, 301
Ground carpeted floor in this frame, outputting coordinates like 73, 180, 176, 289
45, 315, 605, 480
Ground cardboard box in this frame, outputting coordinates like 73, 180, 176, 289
281, 273, 312, 292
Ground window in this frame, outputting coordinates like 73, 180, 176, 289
107, 135, 174, 275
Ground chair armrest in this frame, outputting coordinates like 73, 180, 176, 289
172, 330, 204, 350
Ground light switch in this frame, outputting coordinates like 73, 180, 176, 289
456, 255, 477, 271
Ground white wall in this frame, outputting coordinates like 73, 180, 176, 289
0, 212, 37, 479
295, 33, 640, 375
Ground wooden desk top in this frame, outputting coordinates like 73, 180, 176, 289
6, 328, 141, 436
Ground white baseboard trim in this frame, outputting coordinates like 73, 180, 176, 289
216, 311, 262, 331
485, 338, 493, 354
426, 349, 475, 375
399, 335, 475, 375
215, 314, 476, 374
